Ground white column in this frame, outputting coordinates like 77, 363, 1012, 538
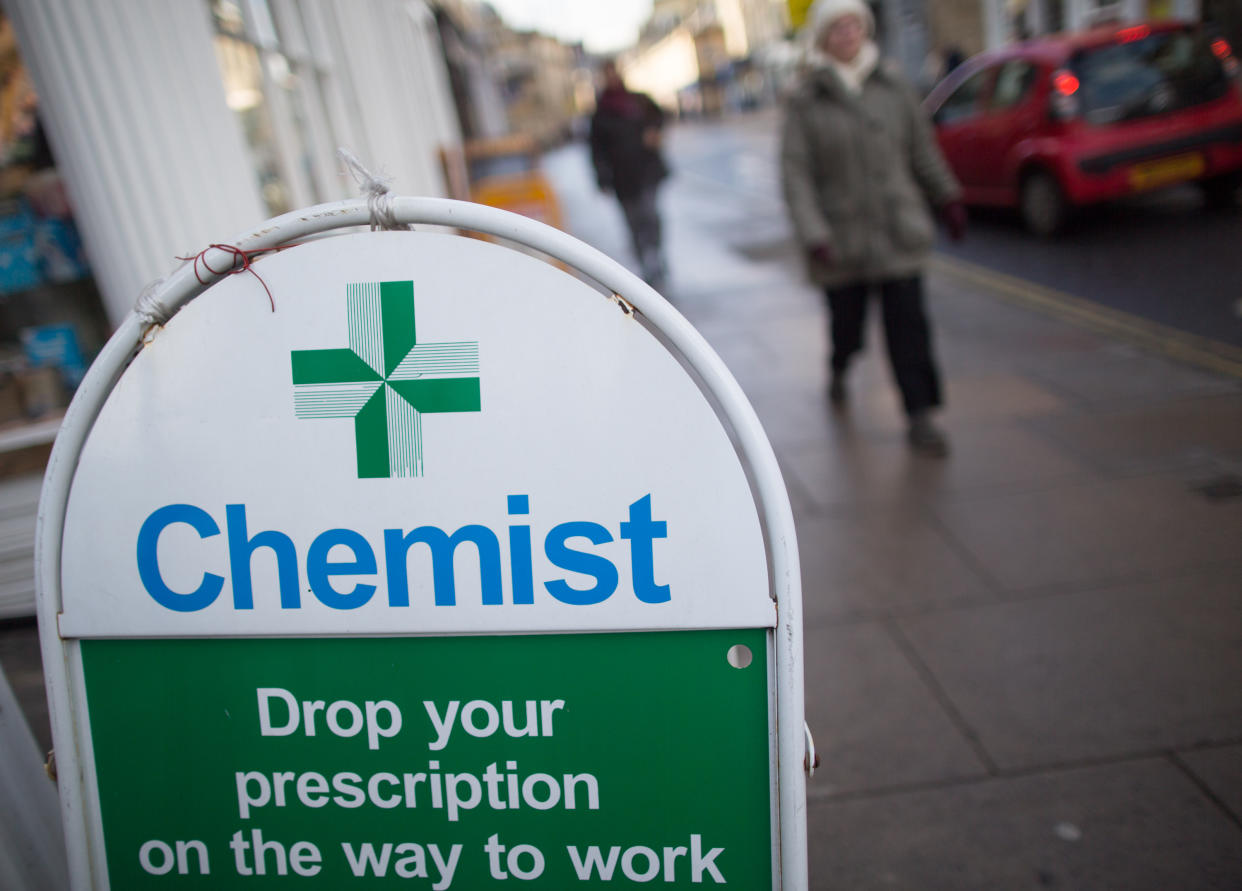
270, 0, 350, 203
5, 0, 267, 327
983, 0, 1008, 48
316, 0, 461, 197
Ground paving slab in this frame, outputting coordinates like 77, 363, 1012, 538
803, 621, 988, 796
781, 434, 948, 509
898, 573, 1242, 769
929, 278, 1108, 356
940, 374, 1070, 424
749, 387, 838, 450
1021, 342, 1242, 404
1179, 745, 1242, 825
932, 475, 1242, 592
808, 759, 1242, 890
747, 312, 831, 384
781, 422, 1094, 511
1024, 391, 1242, 477
796, 508, 994, 624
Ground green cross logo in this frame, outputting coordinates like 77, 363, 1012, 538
291, 280, 481, 478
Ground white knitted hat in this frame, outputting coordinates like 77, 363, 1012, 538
806, 0, 876, 39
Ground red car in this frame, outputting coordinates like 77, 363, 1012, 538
924, 21, 1242, 234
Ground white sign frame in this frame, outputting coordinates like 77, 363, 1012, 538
35, 198, 808, 889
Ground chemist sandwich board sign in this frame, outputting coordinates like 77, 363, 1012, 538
48, 227, 798, 888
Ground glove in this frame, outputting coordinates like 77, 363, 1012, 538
940, 201, 967, 242
808, 241, 835, 268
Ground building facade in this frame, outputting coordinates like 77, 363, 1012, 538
626, 0, 792, 113
5, 0, 462, 331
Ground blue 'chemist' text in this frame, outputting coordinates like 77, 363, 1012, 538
135, 495, 671, 612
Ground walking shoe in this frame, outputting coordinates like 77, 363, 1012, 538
907, 412, 949, 456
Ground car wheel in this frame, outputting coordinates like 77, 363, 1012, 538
1199, 172, 1242, 212
1020, 170, 1068, 237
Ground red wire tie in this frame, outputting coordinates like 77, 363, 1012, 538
177, 244, 276, 312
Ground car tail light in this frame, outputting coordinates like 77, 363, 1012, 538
1049, 69, 1080, 119
1118, 25, 1151, 43
1212, 37, 1239, 76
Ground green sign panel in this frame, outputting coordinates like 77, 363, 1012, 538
82, 630, 771, 887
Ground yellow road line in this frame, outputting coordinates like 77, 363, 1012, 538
930, 254, 1242, 379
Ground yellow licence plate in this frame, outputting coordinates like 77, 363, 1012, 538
1129, 153, 1206, 190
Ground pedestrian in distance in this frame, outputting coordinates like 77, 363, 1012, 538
780, 0, 967, 456
589, 60, 670, 291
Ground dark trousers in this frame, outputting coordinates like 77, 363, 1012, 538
618, 186, 664, 282
827, 275, 943, 417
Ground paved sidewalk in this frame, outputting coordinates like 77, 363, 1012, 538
546, 119, 1242, 888
1, 113, 1240, 888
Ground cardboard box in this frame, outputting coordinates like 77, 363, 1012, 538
18, 365, 66, 417
0, 373, 24, 425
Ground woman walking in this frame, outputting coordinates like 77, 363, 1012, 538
780, 0, 966, 455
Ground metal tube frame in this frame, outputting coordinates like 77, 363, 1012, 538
35, 197, 808, 889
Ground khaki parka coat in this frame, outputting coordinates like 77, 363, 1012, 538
780, 60, 961, 289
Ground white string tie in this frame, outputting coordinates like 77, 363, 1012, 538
337, 148, 410, 231
133, 276, 171, 326
804, 722, 819, 777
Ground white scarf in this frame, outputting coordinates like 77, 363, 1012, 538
808, 39, 880, 94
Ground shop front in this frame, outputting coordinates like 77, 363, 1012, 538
0, 16, 108, 455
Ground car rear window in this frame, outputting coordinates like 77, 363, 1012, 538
1072, 27, 1231, 124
